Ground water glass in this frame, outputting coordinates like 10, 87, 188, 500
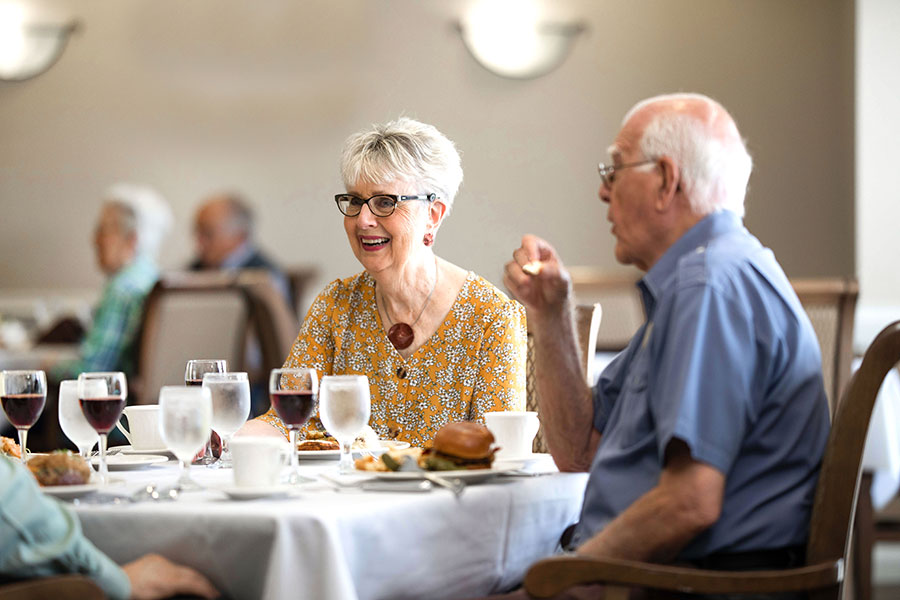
202, 372, 250, 469
319, 375, 370, 474
58, 379, 101, 467
185, 359, 226, 465
159, 385, 212, 491
0, 370, 47, 464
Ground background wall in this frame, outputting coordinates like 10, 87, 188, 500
0, 0, 856, 312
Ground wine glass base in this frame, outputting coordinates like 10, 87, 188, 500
284, 471, 316, 485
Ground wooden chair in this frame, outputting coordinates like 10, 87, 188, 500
131, 272, 252, 404
791, 277, 859, 416
569, 268, 642, 352
523, 320, 900, 600
284, 265, 319, 320
236, 269, 300, 371
526, 303, 602, 454
0, 575, 104, 600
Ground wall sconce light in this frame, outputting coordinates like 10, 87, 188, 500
0, 2, 79, 82
458, 0, 585, 80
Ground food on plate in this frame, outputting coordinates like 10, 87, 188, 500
1, 436, 22, 459
27, 450, 91, 486
355, 447, 422, 472
298, 439, 340, 451
421, 421, 497, 471
521, 260, 542, 275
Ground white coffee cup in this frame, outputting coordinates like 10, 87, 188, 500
230, 437, 288, 488
484, 411, 540, 461
115, 405, 165, 451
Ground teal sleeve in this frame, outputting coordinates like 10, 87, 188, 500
0, 457, 131, 600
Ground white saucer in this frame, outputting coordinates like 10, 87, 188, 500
42, 477, 126, 499
215, 485, 297, 500
113, 445, 175, 458
91, 454, 169, 470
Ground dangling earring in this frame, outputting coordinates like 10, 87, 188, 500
423, 232, 434, 247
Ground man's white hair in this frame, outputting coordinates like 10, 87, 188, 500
340, 117, 463, 213
624, 93, 753, 218
105, 183, 173, 260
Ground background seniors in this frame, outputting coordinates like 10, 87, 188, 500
240, 117, 526, 447
498, 93, 829, 596
0, 456, 218, 600
48, 184, 173, 382
190, 192, 292, 308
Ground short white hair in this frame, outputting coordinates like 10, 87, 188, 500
104, 183, 173, 260
624, 93, 753, 217
340, 117, 464, 213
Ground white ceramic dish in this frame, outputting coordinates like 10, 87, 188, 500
365, 463, 523, 484
297, 440, 410, 460
215, 485, 298, 500
113, 445, 175, 458
91, 454, 169, 470
41, 478, 126, 499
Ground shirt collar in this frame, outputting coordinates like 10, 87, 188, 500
637, 210, 744, 315
221, 240, 255, 270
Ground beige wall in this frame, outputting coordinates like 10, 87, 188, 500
0, 0, 855, 303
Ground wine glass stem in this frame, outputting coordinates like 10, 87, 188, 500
177, 459, 192, 488
98, 433, 109, 485
338, 441, 353, 474
220, 434, 232, 466
16, 428, 28, 465
288, 429, 300, 483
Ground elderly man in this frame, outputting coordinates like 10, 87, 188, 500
499, 94, 830, 599
50, 184, 172, 382
190, 192, 292, 307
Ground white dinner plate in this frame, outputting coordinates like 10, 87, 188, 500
214, 485, 298, 500
297, 440, 411, 460
91, 454, 169, 470
365, 463, 523, 484
41, 478, 126, 499
113, 445, 175, 458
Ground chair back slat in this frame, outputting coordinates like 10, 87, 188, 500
807, 321, 900, 573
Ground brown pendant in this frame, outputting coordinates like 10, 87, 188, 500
388, 323, 414, 350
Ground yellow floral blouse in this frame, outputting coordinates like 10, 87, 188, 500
258, 270, 527, 447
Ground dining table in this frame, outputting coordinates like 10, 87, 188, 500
65, 453, 588, 600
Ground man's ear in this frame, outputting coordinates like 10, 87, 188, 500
656, 156, 680, 211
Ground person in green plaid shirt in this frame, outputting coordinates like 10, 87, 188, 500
50, 184, 172, 382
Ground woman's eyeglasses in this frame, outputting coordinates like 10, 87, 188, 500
334, 193, 436, 217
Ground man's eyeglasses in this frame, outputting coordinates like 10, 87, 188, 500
334, 193, 437, 217
597, 160, 657, 188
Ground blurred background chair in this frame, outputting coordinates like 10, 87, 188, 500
0, 574, 104, 600
569, 268, 642, 352
526, 303, 601, 454
285, 265, 319, 321
523, 319, 900, 600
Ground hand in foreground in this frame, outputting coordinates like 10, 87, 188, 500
124, 553, 219, 600
503, 234, 572, 317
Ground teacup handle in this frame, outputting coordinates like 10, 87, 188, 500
114, 414, 133, 445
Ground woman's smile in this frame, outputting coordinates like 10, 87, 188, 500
359, 235, 390, 251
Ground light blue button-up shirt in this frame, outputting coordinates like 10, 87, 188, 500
0, 456, 131, 598
572, 211, 830, 558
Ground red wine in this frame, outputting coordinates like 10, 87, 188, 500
0, 393, 46, 428
271, 391, 316, 428
79, 396, 127, 433
185, 379, 203, 387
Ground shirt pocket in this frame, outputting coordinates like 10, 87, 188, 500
605, 342, 655, 454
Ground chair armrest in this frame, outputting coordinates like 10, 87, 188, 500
523, 555, 843, 598
0, 574, 105, 600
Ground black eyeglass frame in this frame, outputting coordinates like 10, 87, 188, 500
334, 193, 437, 217
597, 159, 657, 187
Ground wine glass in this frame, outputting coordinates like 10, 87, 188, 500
319, 375, 370, 474
0, 370, 47, 464
185, 359, 226, 465
77, 372, 127, 485
58, 380, 100, 470
202, 372, 250, 469
159, 385, 212, 491
269, 368, 318, 484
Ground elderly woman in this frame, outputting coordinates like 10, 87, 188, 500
241, 118, 526, 446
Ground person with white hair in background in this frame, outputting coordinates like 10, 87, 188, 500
48, 183, 172, 381
486, 94, 830, 599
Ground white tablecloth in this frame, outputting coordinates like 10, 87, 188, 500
71, 457, 587, 600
